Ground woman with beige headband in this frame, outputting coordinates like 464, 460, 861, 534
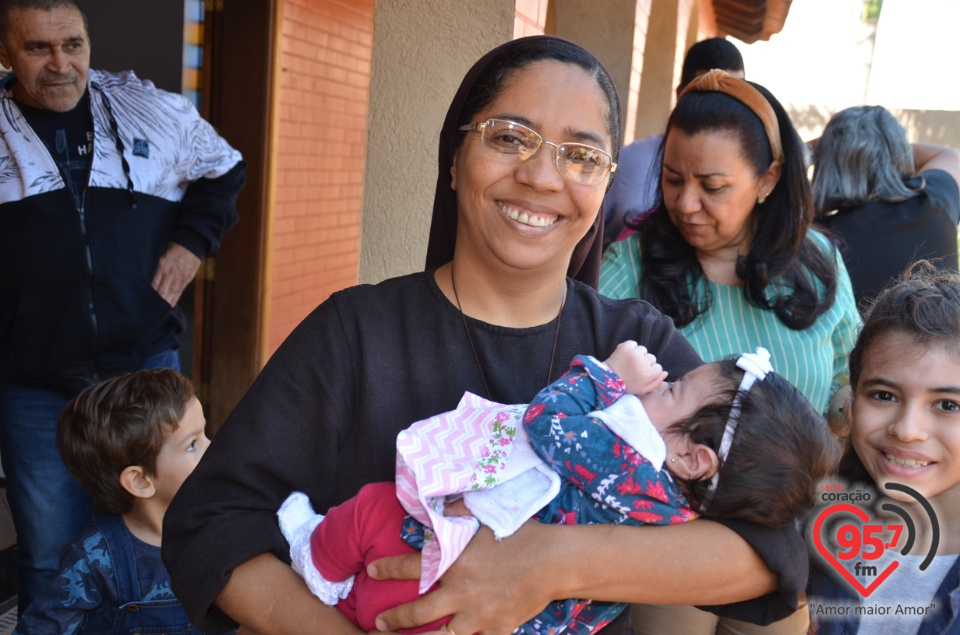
600, 71, 860, 632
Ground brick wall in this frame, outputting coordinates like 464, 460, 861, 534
268, 0, 374, 355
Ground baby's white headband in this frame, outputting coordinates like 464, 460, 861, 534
699, 347, 773, 513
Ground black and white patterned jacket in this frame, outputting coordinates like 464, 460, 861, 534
0, 69, 244, 389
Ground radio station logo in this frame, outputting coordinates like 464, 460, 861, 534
812, 481, 939, 598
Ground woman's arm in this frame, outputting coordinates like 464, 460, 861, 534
216, 553, 365, 635
163, 299, 357, 628
912, 142, 960, 185
371, 519, 775, 635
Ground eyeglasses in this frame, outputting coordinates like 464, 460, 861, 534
458, 118, 616, 186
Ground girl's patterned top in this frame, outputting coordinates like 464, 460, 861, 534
524, 354, 696, 527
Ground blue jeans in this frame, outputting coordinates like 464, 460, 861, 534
0, 349, 180, 615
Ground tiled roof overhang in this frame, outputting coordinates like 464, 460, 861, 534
713, 0, 791, 43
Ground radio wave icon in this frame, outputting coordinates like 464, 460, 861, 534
882, 482, 939, 571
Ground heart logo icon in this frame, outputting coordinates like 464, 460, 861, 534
812, 503, 899, 597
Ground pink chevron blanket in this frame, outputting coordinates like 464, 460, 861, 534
395, 392, 560, 594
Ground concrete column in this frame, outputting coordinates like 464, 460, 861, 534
551, 0, 637, 135
359, 0, 515, 284
676, 0, 698, 84
633, 0, 680, 140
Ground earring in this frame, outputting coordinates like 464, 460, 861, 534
757, 193, 767, 205
670, 457, 676, 463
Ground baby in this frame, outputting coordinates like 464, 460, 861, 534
280, 342, 839, 634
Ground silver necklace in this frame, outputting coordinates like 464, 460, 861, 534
449, 263, 566, 399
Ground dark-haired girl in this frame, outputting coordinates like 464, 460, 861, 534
807, 264, 960, 634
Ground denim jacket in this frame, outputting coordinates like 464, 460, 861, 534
16, 515, 224, 634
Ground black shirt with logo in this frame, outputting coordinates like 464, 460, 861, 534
18, 90, 94, 209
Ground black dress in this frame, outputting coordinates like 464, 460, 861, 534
820, 169, 960, 313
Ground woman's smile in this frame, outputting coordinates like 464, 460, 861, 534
876, 445, 935, 473
497, 201, 559, 228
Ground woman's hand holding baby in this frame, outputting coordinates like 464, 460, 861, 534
604, 340, 668, 396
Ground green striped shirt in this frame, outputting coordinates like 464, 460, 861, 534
599, 231, 861, 414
